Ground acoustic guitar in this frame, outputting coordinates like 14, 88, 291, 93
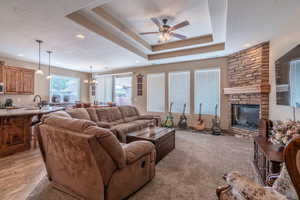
177, 103, 188, 129
163, 102, 174, 128
193, 103, 205, 131
211, 104, 221, 135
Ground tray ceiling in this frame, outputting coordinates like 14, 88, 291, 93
0, 0, 299, 72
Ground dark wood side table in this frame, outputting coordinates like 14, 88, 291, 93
127, 127, 175, 163
253, 136, 284, 186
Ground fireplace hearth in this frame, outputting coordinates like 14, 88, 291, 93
231, 104, 260, 130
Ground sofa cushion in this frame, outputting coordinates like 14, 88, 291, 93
111, 122, 140, 134
84, 126, 126, 169
132, 119, 155, 129
123, 141, 155, 164
66, 108, 91, 120
96, 107, 124, 123
96, 121, 114, 129
42, 116, 96, 133
48, 111, 72, 118
86, 108, 99, 122
119, 106, 140, 122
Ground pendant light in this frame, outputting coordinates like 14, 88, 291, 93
46, 50, 52, 79
84, 66, 98, 84
35, 40, 44, 75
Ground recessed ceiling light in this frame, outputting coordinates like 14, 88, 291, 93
76, 34, 85, 39
135, 60, 140, 63
18, 53, 24, 57
244, 43, 251, 48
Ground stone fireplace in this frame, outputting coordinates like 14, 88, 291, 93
224, 42, 270, 136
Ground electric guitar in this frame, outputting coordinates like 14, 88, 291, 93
194, 103, 205, 131
163, 102, 174, 128
211, 104, 221, 135
177, 103, 188, 129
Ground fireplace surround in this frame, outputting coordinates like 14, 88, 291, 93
224, 42, 270, 136
231, 104, 260, 131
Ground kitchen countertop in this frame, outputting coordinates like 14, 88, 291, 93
0, 106, 65, 117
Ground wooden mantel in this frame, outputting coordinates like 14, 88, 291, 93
223, 84, 271, 95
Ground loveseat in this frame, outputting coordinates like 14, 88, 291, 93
37, 115, 156, 200
64, 105, 156, 142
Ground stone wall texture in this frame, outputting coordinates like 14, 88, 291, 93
227, 42, 270, 136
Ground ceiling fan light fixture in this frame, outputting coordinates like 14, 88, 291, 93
159, 32, 171, 42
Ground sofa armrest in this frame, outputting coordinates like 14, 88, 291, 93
139, 115, 155, 120
224, 171, 287, 200
123, 141, 155, 164
96, 121, 112, 129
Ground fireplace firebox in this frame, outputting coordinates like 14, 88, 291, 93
231, 104, 260, 130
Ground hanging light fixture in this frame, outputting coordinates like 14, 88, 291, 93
84, 66, 98, 84
35, 40, 44, 75
46, 50, 52, 79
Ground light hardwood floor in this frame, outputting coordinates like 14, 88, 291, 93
0, 149, 45, 200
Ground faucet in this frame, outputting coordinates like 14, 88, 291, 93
33, 95, 42, 109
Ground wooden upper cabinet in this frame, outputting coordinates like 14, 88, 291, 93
22, 69, 35, 94
3, 66, 35, 94
4, 66, 20, 94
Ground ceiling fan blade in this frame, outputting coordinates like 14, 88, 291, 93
169, 20, 190, 31
170, 32, 187, 40
139, 32, 159, 35
151, 17, 161, 28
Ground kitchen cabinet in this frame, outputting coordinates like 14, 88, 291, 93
2, 66, 35, 94
22, 69, 35, 94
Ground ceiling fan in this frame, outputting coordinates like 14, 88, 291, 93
139, 18, 190, 43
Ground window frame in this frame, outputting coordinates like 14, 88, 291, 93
194, 68, 220, 116
94, 73, 133, 105
168, 70, 190, 114
147, 72, 165, 113
49, 74, 81, 103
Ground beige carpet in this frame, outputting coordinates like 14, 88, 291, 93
26, 131, 254, 200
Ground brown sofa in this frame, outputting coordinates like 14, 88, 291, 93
37, 115, 156, 200
65, 105, 156, 142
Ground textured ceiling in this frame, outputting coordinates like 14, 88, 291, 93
0, 0, 299, 72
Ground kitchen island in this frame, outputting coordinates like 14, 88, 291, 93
0, 107, 64, 157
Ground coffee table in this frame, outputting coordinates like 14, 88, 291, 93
127, 127, 175, 163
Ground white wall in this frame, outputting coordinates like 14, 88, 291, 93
0, 57, 90, 106
269, 20, 300, 121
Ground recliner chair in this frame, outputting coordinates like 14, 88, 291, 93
37, 115, 156, 200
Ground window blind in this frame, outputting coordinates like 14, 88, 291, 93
147, 73, 165, 112
290, 60, 300, 107
169, 71, 190, 113
95, 75, 113, 104
195, 69, 220, 115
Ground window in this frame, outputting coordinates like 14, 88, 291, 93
194, 69, 220, 115
95, 75, 113, 104
50, 75, 80, 103
169, 71, 190, 113
147, 73, 165, 112
290, 60, 300, 107
114, 75, 132, 105
95, 73, 132, 105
